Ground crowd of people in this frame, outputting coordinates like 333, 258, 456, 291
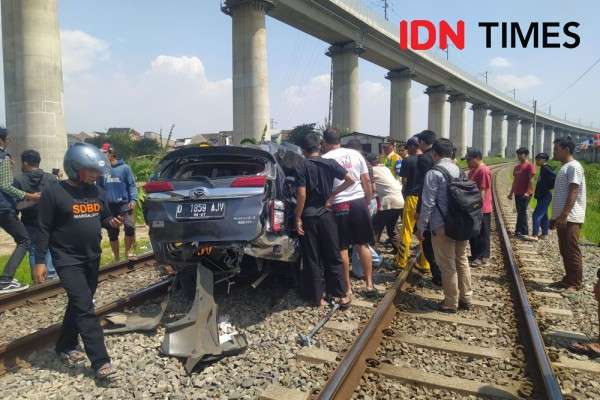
294, 128, 598, 357
1, 125, 598, 379
0, 132, 138, 294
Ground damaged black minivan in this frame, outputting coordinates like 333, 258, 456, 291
139, 142, 302, 372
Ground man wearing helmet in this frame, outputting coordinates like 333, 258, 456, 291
33, 143, 123, 380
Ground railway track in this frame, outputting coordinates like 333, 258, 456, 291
0, 252, 155, 313
256, 164, 566, 400
0, 252, 169, 375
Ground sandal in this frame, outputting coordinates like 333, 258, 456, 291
337, 297, 351, 310
567, 342, 600, 358
59, 350, 86, 366
95, 363, 117, 380
435, 301, 457, 314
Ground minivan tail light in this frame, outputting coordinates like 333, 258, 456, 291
143, 181, 175, 193
268, 200, 285, 233
230, 175, 266, 188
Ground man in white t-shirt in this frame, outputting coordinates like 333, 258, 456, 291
321, 129, 375, 296
550, 137, 587, 292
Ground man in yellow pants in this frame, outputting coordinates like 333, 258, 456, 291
396, 137, 430, 271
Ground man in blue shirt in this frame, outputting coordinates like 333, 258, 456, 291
98, 146, 138, 261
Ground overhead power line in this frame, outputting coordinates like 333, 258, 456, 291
541, 56, 600, 107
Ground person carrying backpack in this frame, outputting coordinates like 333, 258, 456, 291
416, 138, 480, 313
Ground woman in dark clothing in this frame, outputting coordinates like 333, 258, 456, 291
531, 153, 556, 240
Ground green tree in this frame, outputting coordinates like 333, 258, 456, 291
287, 123, 317, 146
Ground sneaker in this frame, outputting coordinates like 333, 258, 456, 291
458, 300, 472, 311
0, 280, 29, 294
470, 258, 482, 268
480, 258, 490, 267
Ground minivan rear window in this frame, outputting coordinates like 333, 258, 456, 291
157, 155, 266, 181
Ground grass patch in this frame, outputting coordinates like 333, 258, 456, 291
1, 238, 151, 285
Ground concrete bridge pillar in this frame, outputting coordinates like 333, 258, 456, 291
490, 110, 506, 157
544, 127, 555, 154
326, 42, 363, 134
534, 124, 544, 157
425, 85, 448, 138
386, 69, 413, 141
223, 0, 273, 143
448, 94, 468, 158
520, 120, 533, 155
471, 103, 489, 155
2, 0, 67, 172
506, 115, 520, 158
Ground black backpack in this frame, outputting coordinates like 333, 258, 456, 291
433, 166, 483, 241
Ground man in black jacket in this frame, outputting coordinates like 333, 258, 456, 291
15, 150, 58, 281
33, 143, 122, 380
530, 153, 556, 240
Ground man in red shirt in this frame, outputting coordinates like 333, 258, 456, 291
464, 148, 492, 267
508, 147, 536, 237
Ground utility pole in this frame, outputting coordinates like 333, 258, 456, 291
166, 124, 175, 149
483, 71, 488, 85
532, 100, 537, 159
512, 88, 516, 99
328, 61, 334, 128
382, 0, 389, 20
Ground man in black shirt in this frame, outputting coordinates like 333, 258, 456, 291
531, 153, 556, 240
33, 143, 122, 380
14, 150, 58, 281
396, 137, 430, 271
415, 130, 442, 287
295, 133, 354, 307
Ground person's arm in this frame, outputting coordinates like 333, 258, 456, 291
100, 189, 122, 230
526, 165, 536, 197
417, 170, 439, 237
554, 183, 579, 226
294, 186, 306, 236
360, 173, 372, 204
33, 187, 55, 283
126, 165, 138, 206
508, 167, 516, 199
328, 173, 355, 208
0, 157, 29, 200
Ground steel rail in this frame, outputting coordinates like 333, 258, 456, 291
492, 167, 563, 399
316, 254, 417, 399
0, 277, 172, 375
0, 252, 155, 313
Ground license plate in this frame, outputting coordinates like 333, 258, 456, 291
175, 201, 226, 220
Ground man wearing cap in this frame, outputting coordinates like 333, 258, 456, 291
464, 148, 492, 267
396, 137, 429, 271
379, 137, 401, 178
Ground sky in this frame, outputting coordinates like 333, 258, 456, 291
0, 0, 598, 142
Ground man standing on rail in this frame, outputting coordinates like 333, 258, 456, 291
294, 132, 354, 307
416, 138, 472, 313
549, 137, 586, 292
464, 148, 492, 267
508, 147, 536, 238
33, 143, 123, 380
396, 137, 430, 272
